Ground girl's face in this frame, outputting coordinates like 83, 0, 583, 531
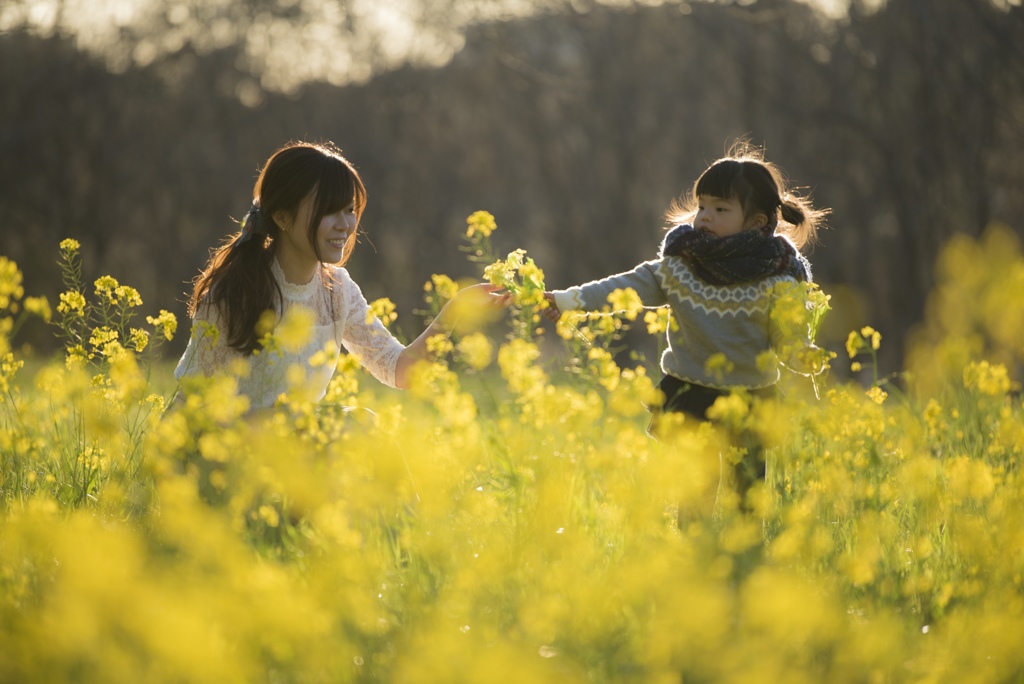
278, 193, 358, 268
695, 195, 763, 238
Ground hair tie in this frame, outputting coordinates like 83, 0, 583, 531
236, 202, 264, 245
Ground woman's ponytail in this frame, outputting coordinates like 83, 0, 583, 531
187, 204, 281, 354
235, 201, 267, 246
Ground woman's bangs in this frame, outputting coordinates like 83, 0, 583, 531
311, 161, 355, 218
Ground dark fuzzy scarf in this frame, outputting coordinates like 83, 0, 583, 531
659, 224, 811, 285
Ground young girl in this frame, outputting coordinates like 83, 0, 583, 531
174, 141, 500, 412
543, 147, 828, 509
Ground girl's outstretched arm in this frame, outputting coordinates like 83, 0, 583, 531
543, 262, 666, 322
394, 283, 509, 389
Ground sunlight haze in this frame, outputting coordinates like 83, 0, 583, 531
2, 0, 899, 92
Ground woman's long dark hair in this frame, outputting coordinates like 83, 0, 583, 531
188, 141, 367, 354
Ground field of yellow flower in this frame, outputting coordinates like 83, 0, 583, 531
1, 220, 1023, 683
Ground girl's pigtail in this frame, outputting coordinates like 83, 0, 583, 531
779, 198, 806, 228
777, 193, 828, 251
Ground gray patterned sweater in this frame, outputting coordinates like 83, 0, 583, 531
551, 250, 813, 390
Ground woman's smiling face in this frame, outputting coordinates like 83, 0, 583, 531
313, 200, 358, 264
277, 191, 358, 270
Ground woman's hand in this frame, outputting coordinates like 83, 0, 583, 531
396, 283, 511, 389
438, 283, 512, 331
458, 282, 513, 307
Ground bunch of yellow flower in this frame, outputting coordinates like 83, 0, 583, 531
57, 290, 86, 317
962, 360, 1013, 397
146, 310, 177, 342
0, 256, 24, 309
605, 287, 644, 321
93, 275, 143, 308
644, 307, 677, 335
483, 248, 548, 309
421, 275, 460, 321
455, 332, 494, 371
466, 210, 497, 238
846, 325, 882, 360
0, 256, 51, 357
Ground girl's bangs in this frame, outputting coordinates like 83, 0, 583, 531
694, 160, 743, 200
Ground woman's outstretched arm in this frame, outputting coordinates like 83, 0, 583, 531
394, 283, 509, 389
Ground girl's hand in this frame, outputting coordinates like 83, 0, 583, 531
542, 291, 561, 322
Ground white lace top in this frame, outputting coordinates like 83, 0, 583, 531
174, 258, 405, 411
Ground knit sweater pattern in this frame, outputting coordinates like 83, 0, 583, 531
551, 255, 809, 390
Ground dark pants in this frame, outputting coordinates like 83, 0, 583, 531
650, 375, 775, 512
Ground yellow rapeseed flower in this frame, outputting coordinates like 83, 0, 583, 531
308, 340, 340, 368
429, 274, 460, 302
146, 309, 178, 341
114, 285, 143, 307
57, 290, 87, 316
128, 328, 149, 352
426, 333, 454, 358
0, 352, 23, 394
258, 504, 281, 528
483, 253, 518, 290
456, 332, 494, 370
706, 391, 749, 427
946, 455, 996, 502
466, 210, 497, 238
24, 296, 52, 322
89, 326, 118, 349
275, 306, 315, 353
606, 288, 643, 321
66, 344, 89, 367
963, 360, 1011, 396
0, 317, 10, 356
367, 297, 398, 328
924, 399, 942, 434
497, 338, 546, 395
644, 307, 676, 335
861, 325, 882, 350
845, 330, 865, 359
0, 257, 25, 309
483, 249, 547, 308
866, 385, 888, 405
587, 347, 620, 391
517, 259, 543, 289
704, 352, 735, 383
93, 275, 120, 300
322, 353, 359, 403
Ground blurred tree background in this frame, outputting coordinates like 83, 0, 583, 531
2, 0, 1022, 376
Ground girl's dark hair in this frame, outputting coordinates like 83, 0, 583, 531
188, 141, 367, 354
667, 141, 829, 250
